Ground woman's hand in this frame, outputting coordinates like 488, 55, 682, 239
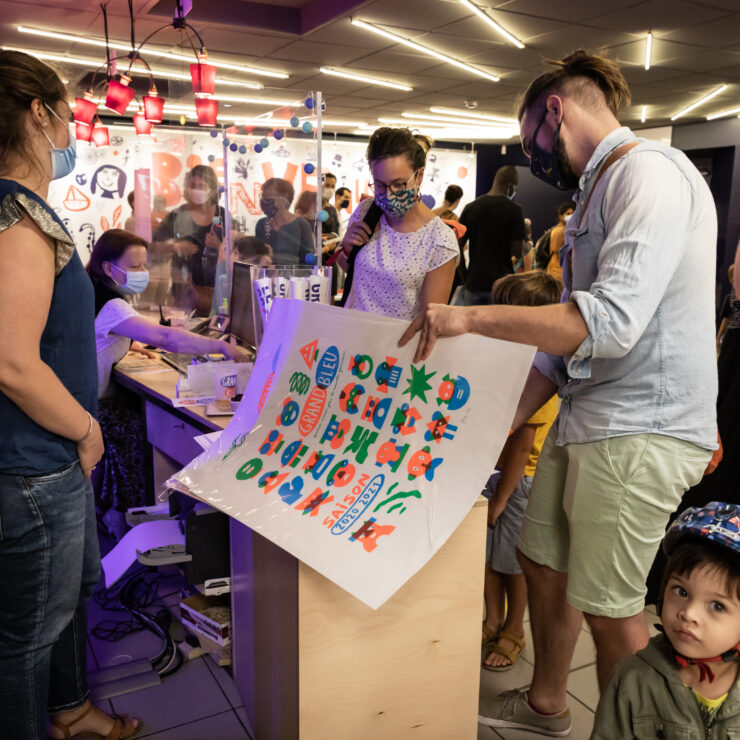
77, 418, 104, 479
340, 221, 372, 256
130, 342, 157, 359
221, 341, 252, 363
205, 225, 222, 251
174, 239, 198, 257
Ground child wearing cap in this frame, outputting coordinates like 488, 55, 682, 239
592, 502, 740, 738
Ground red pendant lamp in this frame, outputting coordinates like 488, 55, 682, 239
105, 74, 136, 115
195, 97, 219, 127
143, 85, 164, 123
75, 121, 93, 143
91, 120, 110, 147
133, 108, 152, 136
73, 90, 97, 127
190, 51, 217, 96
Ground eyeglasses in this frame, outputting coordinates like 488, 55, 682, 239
369, 170, 418, 196
521, 108, 548, 158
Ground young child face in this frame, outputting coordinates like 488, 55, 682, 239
662, 564, 740, 659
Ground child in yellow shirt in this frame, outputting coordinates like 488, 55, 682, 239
481, 271, 563, 671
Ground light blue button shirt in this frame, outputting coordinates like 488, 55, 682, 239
533, 127, 718, 450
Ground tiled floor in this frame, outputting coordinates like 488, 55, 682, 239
477, 604, 661, 740
86, 565, 657, 739
85, 570, 253, 740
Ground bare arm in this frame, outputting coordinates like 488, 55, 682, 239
734, 240, 740, 296
488, 424, 536, 526
510, 239, 524, 260
512, 367, 557, 431
112, 315, 251, 361
0, 217, 103, 475
399, 301, 588, 364
419, 259, 456, 311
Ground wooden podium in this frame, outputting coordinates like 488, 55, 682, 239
230, 498, 487, 739
113, 360, 488, 738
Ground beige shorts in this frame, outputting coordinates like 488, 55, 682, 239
518, 431, 711, 618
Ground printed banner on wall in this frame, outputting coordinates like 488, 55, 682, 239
48, 129, 477, 264
169, 301, 535, 609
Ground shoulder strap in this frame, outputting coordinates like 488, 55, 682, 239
577, 142, 639, 228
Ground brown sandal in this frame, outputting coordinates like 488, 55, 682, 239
482, 630, 526, 672
481, 622, 498, 646
48, 702, 143, 740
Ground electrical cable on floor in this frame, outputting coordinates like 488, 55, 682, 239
91, 566, 184, 676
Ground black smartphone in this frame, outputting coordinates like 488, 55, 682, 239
362, 201, 383, 233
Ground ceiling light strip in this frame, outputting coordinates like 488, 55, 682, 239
670, 84, 728, 121
706, 105, 740, 121
644, 32, 652, 71
429, 106, 516, 124
377, 118, 518, 136
320, 66, 412, 91
457, 0, 524, 48
17, 25, 288, 79
4, 46, 265, 90
350, 19, 500, 82
401, 111, 508, 127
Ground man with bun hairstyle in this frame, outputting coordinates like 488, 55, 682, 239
400, 50, 718, 735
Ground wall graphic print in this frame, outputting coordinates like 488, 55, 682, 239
49, 129, 477, 264
170, 300, 535, 609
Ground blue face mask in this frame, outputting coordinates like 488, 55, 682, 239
111, 263, 150, 295
529, 109, 578, 191
374, 172, 419, 218
41, 104, 77, 181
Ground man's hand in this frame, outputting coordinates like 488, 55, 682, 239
398, 303, 472, 363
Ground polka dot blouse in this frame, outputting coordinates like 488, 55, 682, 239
345, 198, 459, 321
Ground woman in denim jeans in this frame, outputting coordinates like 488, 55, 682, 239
0, 51, 141, 740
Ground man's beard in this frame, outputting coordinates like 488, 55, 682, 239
554, 135, 579, 190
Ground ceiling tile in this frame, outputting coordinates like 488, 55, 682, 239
660, 13, 740, 48
431, 11, 566, 44
584, 0, 730, 33
355, 0, 471, 32
491, 0, 641, 24
268, 39, 373, 66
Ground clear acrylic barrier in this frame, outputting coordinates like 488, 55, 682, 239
250, 265, 332, 347
53, 84, 326, 321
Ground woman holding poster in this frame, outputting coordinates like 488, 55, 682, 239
338, 127, 458, 320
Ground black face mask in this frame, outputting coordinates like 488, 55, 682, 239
340, 198, 350, 209
529, 109, 579, 191
260, 198, 278, 218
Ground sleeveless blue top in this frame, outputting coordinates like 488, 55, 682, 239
0, 179, 98, 474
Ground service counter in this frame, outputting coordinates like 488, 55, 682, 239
114, 359, 487, 740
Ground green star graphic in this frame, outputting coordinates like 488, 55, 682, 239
403, 364, 436, 403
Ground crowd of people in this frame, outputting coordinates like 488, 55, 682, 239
1, 42, 739, 740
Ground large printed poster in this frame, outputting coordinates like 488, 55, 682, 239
48, 128, 477, 263
170, 300, 535, 609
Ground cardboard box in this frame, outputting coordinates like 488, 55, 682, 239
180, 594, 231, 646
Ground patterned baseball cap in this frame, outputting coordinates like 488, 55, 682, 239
664, 501, 740, 556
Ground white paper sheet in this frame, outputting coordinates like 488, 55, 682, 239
101, 520, 185, 587
170, 300, 535, 609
